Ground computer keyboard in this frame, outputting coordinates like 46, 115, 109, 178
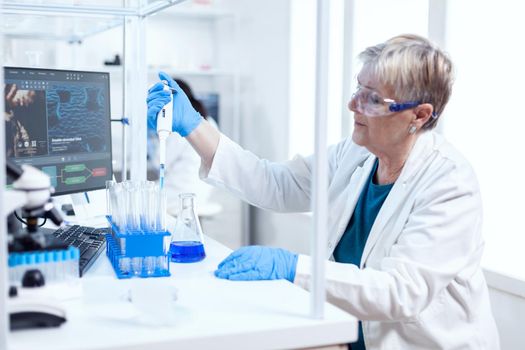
51, 225, 107, 277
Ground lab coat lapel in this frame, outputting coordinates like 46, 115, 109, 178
328, 155, 376, 257
360, 132, 436, 267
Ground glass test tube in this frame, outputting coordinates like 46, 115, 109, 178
110, 183, 122, 230
146, 182, 157, 231
105, 180, 115, 216
156, 186, 167, 231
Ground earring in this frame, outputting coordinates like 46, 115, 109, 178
408, 125, 417, 134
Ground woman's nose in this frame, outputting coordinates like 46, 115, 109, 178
348, 97, 357, 112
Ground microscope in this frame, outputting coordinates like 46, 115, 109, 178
5, 160, 68, 330
7, 160, 65, 251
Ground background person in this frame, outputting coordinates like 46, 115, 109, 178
147, 78, 217, 215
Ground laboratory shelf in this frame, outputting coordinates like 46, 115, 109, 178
2, 14, 123, 43
1, 0, 188, 43
157, 3, 234, 20
148, 65, 235, 77
2, 0, 188, 17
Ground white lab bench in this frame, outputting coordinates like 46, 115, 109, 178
8, 236, 357, 350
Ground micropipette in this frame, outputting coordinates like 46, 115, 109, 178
157, 81, 174, 189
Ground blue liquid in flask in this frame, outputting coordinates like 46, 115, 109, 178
170, 241, 206, 263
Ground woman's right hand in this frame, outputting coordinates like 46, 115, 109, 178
146, 71, 203, 137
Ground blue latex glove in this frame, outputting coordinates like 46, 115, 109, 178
214, 246, 298, 282
146, 71, 203, 137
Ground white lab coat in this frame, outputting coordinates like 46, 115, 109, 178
202, 131, 500, 350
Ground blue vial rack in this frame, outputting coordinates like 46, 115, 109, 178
106, 216, 171, 279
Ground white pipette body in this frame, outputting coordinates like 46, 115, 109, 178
157, 81, 173, 189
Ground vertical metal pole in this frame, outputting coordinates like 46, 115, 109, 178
121, 18, 128, 181
0, 0, 10, 345
125, 9, 147, 182
311, 0, 330, 319
340, 0, 355, 138
232, 13, 250, 246
427, 0, 448, 134
427, 0, 448, 49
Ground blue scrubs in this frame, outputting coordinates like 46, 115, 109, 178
333, 159, 393, 350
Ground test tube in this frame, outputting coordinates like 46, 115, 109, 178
114, 183, 127, 231
141, 181, 155, 231
156, 186, 167, 231
105, 180, 115, 216
123, 181, 133, 230
119, 256, 131, 276
126, 181, 141, 231
133, 182, 142, 231
138, 181, 146, 230
146, 182, 157, 231
131, 257, 142, 276
144, 256, 155, 276
109, 183, 122, 229
157, 255, 167, 274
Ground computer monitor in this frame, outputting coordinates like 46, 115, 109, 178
4, 67, 113, 195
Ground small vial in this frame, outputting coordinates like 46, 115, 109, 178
53, 251, 61, 282
61, 250, 70, 282
27, 253, 36, 274
14, 254, 24, 286
35, 253, 46, 281
68, 247, 80, 279
18, 254, 29, 286
8, 254, 17, 285
45, 251, 54, 283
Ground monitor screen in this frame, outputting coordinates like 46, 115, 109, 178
4, 67, 113, 195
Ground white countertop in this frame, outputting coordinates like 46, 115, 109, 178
8, 236, 357, 350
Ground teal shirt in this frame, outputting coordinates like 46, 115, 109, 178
333, 159, 393, 350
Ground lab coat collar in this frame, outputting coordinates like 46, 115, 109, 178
398, 131, 437, 185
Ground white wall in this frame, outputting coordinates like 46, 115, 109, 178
444, 0, 525, 272
443, 2, 525, 347
219, 0, 294, 245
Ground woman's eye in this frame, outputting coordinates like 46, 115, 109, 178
369, 93, 383, 105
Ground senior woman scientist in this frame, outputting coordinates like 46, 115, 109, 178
147, 34, 499, 349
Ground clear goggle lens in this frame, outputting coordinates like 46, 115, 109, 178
351, 86, 420, 117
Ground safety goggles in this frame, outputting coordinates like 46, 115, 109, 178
350, 85, 421, 117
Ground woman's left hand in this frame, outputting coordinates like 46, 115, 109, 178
215, 246, 298, 282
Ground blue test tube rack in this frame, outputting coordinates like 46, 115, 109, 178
105, 216, 171, 279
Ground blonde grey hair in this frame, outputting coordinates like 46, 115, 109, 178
358, 34, 454, 129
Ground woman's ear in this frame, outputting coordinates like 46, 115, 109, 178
413, 103, 434, 128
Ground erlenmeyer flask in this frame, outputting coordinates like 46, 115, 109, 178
170, 193, 206, 263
